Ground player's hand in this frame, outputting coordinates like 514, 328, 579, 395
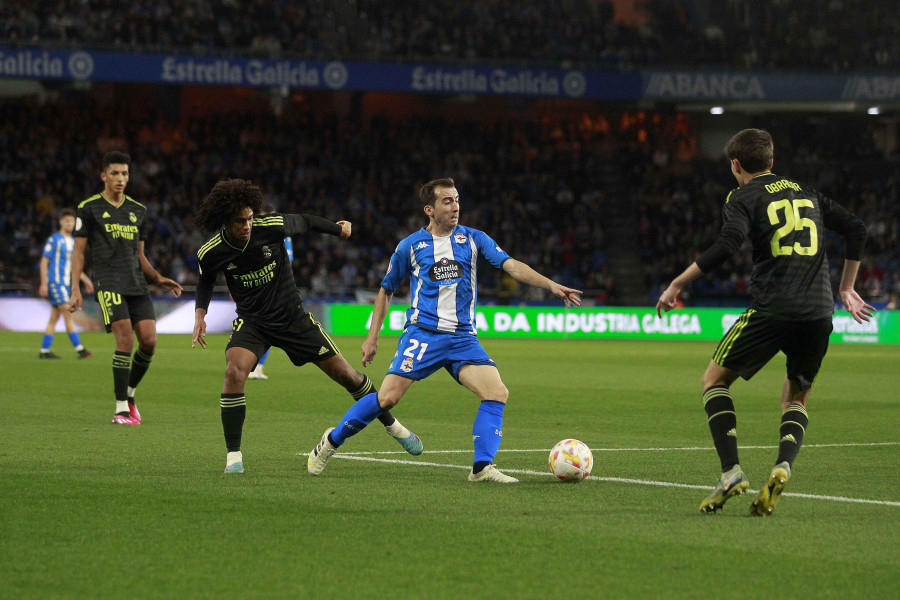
159, 277, 183, 298
841, 289, 876, 324
68, 288, 82, 312
549, 283, 582, 308
83, 281, 94, 295
336, 220, 352, 239
192, 319, 207, 349
39, 284, 48, 298
656, 283, 681, 317
361, 337, 378, 367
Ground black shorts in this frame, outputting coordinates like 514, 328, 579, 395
96, 290, 156, 333
226, 312, 339, 367
713, 309, 832, 391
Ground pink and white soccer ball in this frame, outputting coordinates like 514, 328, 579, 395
549, 439, 593, 482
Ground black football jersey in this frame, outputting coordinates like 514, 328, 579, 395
74, 194, 149, 295
196, 213, 338, 328
720, 173, 863, 320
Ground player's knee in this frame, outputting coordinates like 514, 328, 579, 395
377, 391, 401, 410
224, 362, 248, 385
491, 384, 509, 403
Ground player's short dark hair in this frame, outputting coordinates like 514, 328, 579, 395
60, 208, 76, 219
724, 129, 773, 174
102, 151, 131, 170
419, 178, 455, 207
195, 178, 265, 233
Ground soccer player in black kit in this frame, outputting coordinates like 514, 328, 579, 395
70, 151, 183, 425
656, 129, 875, 516
191, 179, 422, 473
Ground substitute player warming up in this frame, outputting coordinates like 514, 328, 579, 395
656, 129, 874, 516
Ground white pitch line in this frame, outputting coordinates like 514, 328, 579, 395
331, 454, 900, 508
337, 441, 900, 456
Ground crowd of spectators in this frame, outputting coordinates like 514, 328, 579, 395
3, 0, 898, 71
0, 96, 616, 304
4, 94, 897, 309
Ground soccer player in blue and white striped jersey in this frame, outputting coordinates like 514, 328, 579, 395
308, 178, 582, 482
39, 208, 94, 358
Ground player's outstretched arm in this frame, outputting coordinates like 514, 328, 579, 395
362, 287, 393, 367
502, 259, 582, 307
192, 308, 208, 349
838, 260, 876, 324
656, 262, 703, 317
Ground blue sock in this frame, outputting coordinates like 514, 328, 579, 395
257, 349, 269, 366
41, 334, 53, 351
330, 392, 383, 446
473, 400, 506, 464
68, 332, 82, 349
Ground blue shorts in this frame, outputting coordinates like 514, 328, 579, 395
387, 325, 496, 383
48, 282, 71, 307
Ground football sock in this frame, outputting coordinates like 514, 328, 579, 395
68, 332, 83, 350
113, 351, 132, 408
776, 403, 808, 467
472, 400, 505, 467
41, 334, 53, 352
128, 347, 154, 389
330, 392, 383, 446
257, 349, 269, 366
703, 386, 740, 472
220, 393, 247, 452
349, 375, 395, 426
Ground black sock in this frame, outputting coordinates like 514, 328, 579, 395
776, 403, 808, 467
220, 393, 246, 452
350, 374, 395, 427
473, 461, 490, 475
113, 351, 131, 409
128, 347, 154, 390
703, 386, 740, 472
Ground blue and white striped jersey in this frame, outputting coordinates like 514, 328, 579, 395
284, 236, 294, 261
42, 232, 74, 286
382, 225, 510, 335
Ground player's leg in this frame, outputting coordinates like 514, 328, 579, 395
39, 304, 61, 358
308, 374, 415, 476
61, 305, 91, 357
248, 349, 269, 379
110, 318, 137, 424
457, 364, 517, 483
220, 346, 257, 473
751, 318, 829, 516
315, 353, 423, 455
125, 318, 158, 422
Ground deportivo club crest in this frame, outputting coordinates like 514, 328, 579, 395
262, 245, 272, 259
129, 212, 137, 223
454, 233, 467, 243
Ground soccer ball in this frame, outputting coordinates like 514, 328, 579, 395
549, 439, 593, 482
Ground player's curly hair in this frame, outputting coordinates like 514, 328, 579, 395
194, 179, 265, 233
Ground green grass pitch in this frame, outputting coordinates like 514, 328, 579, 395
2, 330, 898, 598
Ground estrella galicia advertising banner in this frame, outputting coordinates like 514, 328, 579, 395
4, 47, 900, 102
328, 305, 900, 344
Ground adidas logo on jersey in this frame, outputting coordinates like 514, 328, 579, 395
318, 346, 329, 355
416, 241, 429, 249
226, 263, 237, 270
102, 212, 110, 218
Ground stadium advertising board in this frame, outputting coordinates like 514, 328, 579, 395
329, 304, 900, 344
3, 47, 898, 102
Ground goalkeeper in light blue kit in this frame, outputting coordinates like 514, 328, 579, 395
308, 178, 582, 482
